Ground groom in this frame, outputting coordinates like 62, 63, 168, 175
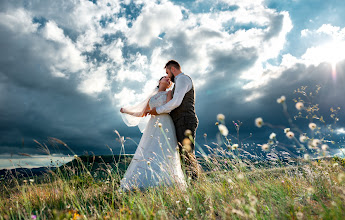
148, 60, 200, 179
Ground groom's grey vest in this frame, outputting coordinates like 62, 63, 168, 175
170, 75, 198, 128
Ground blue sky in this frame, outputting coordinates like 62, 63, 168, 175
0, 0, 345, 168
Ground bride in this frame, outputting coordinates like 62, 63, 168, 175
119, 76, 186, 191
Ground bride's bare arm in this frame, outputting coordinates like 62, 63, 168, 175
166, 90, 173, 103
120, 102, 150, 117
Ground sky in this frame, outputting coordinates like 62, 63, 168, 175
1, 0, 345, 168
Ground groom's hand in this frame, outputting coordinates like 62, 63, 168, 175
149, 107, 158, 115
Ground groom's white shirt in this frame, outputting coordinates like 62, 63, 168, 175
156, 73, 192, 114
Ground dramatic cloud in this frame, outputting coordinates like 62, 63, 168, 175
0, 0, 344, 168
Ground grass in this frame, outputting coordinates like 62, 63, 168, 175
1, 152, 345, 219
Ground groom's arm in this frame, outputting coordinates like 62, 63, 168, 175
156, 75, 192, 114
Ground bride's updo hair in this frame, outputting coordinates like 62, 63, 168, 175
157, 77, 164, 88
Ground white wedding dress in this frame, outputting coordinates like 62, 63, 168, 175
120, 91, 187, 191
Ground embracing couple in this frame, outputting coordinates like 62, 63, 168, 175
120, 60, 199, 191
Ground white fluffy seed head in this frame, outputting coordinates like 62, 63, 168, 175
218, 124, 229, 136
299, 135, 307, 143
255, 117, 263, 128
261, 144, 270, 152
295, 102, 304, 110
309, 123, 317, 130
217, 113, 225, 122
321, 144, 328, 151
286, 131, 294, 139
269, 133, 276, 139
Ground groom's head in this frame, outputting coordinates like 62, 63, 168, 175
164, 60, 181, 83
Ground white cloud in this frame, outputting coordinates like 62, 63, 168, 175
42, 21, 87, 74
127, 1, 183, 47
336, 128, 345, 135
78, 64, 110, 95
0, 8, 38, 34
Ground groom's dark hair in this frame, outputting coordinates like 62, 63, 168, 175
164, 60, 181, 70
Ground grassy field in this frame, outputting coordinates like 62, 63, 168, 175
1, 153, 345, 220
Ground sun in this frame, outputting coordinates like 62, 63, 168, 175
302, 40, 345, 80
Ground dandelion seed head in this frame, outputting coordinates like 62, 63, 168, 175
337, 173, 345, 182
296, 212, 303, 220
218, 124, 229, 136
296, 102, 304, 110
158, 123, 162, 128
286, 131, 294, 139
184, 129, 192, 136
217, 113, 225, 121
231, 144, 239, 150
261, 144, 270, 152
309, 123, 317, 130
269, 133, 276, 139
255, 117, 263, 128
321, 144, 328, 151
237, 173, 244, 180
277, 95, 286, 104
299, 135, 307, 143
147, 161, 151, 166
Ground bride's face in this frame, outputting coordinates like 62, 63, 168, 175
159, 77, 172, 89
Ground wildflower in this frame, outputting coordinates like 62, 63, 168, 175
321, 144, 328, 151
337, 173, 345, 182
203, 133, 207, 137
217, 113, 225, 122
277, 95, 286, 104
249, 195, 258, 206
215, 122, 219, 125
286, 131, 294, 139
255, 117, 263, 128
231, 144, 239, 150
187, 208, 192, 211
269, 133, 276, 139
158, 123, 162, 128
74, 155, 78, 159
296, 211, 303, 220
23, 180, 27, 183
309, 123, 317, 130
284, 128, 290, 133
31, 215, 37, 219
176, 200, 180, 204
185, 211, 189, 215
304, 154, 310, 160
218, 124, 229, 136
268, 140, 274, 144
261, 144, 270, 152
333, 163, 339, 167
309, 139, 321, 149
29, 179, 34, 183
150, 135, 153, 138
295, 102, 304, 110
175, 146, 179, 151
184, 129, 192, 136
237, 173, 244, 179
299, 135, 307, 143
165, 128, 169, 132
307, 187, 315, 194
147, 161, 151, 166
182, 138, 191, 146
227, 178, 233, 184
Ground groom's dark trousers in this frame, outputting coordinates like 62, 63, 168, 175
170, 78, 200, 179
